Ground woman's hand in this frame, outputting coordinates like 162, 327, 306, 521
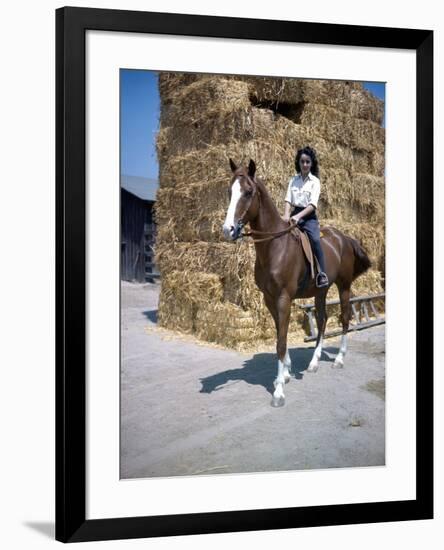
291, 215, 301, 225
282, 214, 290, 223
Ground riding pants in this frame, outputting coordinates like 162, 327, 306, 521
291, 206, 327, 274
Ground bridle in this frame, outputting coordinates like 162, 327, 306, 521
232, 173, 297, 243
242, 223, 298, 243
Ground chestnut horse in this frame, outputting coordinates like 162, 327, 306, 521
223, 159, 371, 407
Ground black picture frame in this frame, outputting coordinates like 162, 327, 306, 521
56, 6, 434, 543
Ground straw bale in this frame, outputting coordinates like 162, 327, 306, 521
309, 140, 353, 171
319, 168, 352, 206
161, 163, 383, 233
157, 106, 307, 159
317, 171, 384, 223
156, 241, 384, 347
242, 76, 305, 105
157, 270, 223, 333
371, 151, 385, 177
155, 72, 385, 348
194, 302, 257, 346
158, 103, 384, 161
349, 87, 384, 125
350, 173, 385, 220
157, 294, 194, 333
159, 269, 223, 305
154, 170, 295, 244
159, 73, 383, 124
160, 78, 252, 128
158, 99, 370, 164
301, 80, 355, 112
158, 72, 202, 103
351, 149, 385, 177
154, 240, 262, 310
155, 207, 227, 243
159, 140, 383, 189
299, 103, 385, 153
239, 77, 383, 124
158, 141, 295, 189
351, 149, 373, 174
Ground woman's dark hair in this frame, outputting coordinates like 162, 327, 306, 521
295, 146, 319, 177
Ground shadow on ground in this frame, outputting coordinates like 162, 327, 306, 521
142, 309, 158, 323
200, 346, 339, 396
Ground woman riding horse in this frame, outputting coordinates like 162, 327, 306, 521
223, 158, 371, 407
282, 146, 329, 288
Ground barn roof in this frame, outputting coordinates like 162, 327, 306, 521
121, 175, 158, 202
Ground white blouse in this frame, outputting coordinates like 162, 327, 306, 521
285, 172, 321, 208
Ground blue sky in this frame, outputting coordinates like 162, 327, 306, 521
120, 70, 160, 179
120, 69, 385, 179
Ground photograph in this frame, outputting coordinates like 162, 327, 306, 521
53, 5, 433, 542
120, 69, 386, 479
1, 0, 440, 547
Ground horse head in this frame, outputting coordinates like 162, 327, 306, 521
223, 159, 260, 241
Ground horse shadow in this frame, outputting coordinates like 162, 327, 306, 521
200, 346, 339, 397
142, 309, 158, 324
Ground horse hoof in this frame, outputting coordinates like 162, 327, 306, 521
271, 395, 285, 408
307, 363, 318, 373
332, 360, 344, 369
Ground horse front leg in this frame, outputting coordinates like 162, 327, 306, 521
307, 291, 328, 373
271, 292, 292, 407
264, 291, 292, 384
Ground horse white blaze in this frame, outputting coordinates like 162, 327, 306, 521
223, 178, 242, 240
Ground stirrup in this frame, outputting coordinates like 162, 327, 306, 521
316, 271, 329, 288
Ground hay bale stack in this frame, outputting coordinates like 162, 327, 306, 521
155, 73, 385, 350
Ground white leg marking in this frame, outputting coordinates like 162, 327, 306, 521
223, 178, 241, 240
307, 337, 323, 373
283, 349, 292, 382
272, 359, 286, 407
334, 334, 347, 368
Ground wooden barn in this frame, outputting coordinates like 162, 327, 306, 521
121, 175, 159, 282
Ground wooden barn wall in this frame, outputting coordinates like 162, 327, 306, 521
121, 189, 153, 282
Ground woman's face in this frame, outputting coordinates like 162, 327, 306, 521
299, 153, 312, 176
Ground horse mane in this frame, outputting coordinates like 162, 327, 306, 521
253, 176, 282, 219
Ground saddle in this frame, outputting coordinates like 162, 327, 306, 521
290, 226, 322, 280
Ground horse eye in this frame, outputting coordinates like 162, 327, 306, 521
245, 189, 253, 197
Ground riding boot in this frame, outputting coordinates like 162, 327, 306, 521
316, 271, 329, 288
311, 239, 329, 288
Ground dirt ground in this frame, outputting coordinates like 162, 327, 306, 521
120, 281, 385, 479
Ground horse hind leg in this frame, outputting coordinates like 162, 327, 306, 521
333, 285, 351, 368
307, 291, 328, 373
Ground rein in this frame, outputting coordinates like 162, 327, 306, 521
233, 173, 297, 243
241, 222, 297, 243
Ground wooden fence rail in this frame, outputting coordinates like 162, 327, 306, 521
299, 293, 385, 342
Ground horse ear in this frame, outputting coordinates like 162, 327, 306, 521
229, 158, 237, 173
248, 159, 256, 178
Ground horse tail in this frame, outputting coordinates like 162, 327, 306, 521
349, 236, 371, 279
